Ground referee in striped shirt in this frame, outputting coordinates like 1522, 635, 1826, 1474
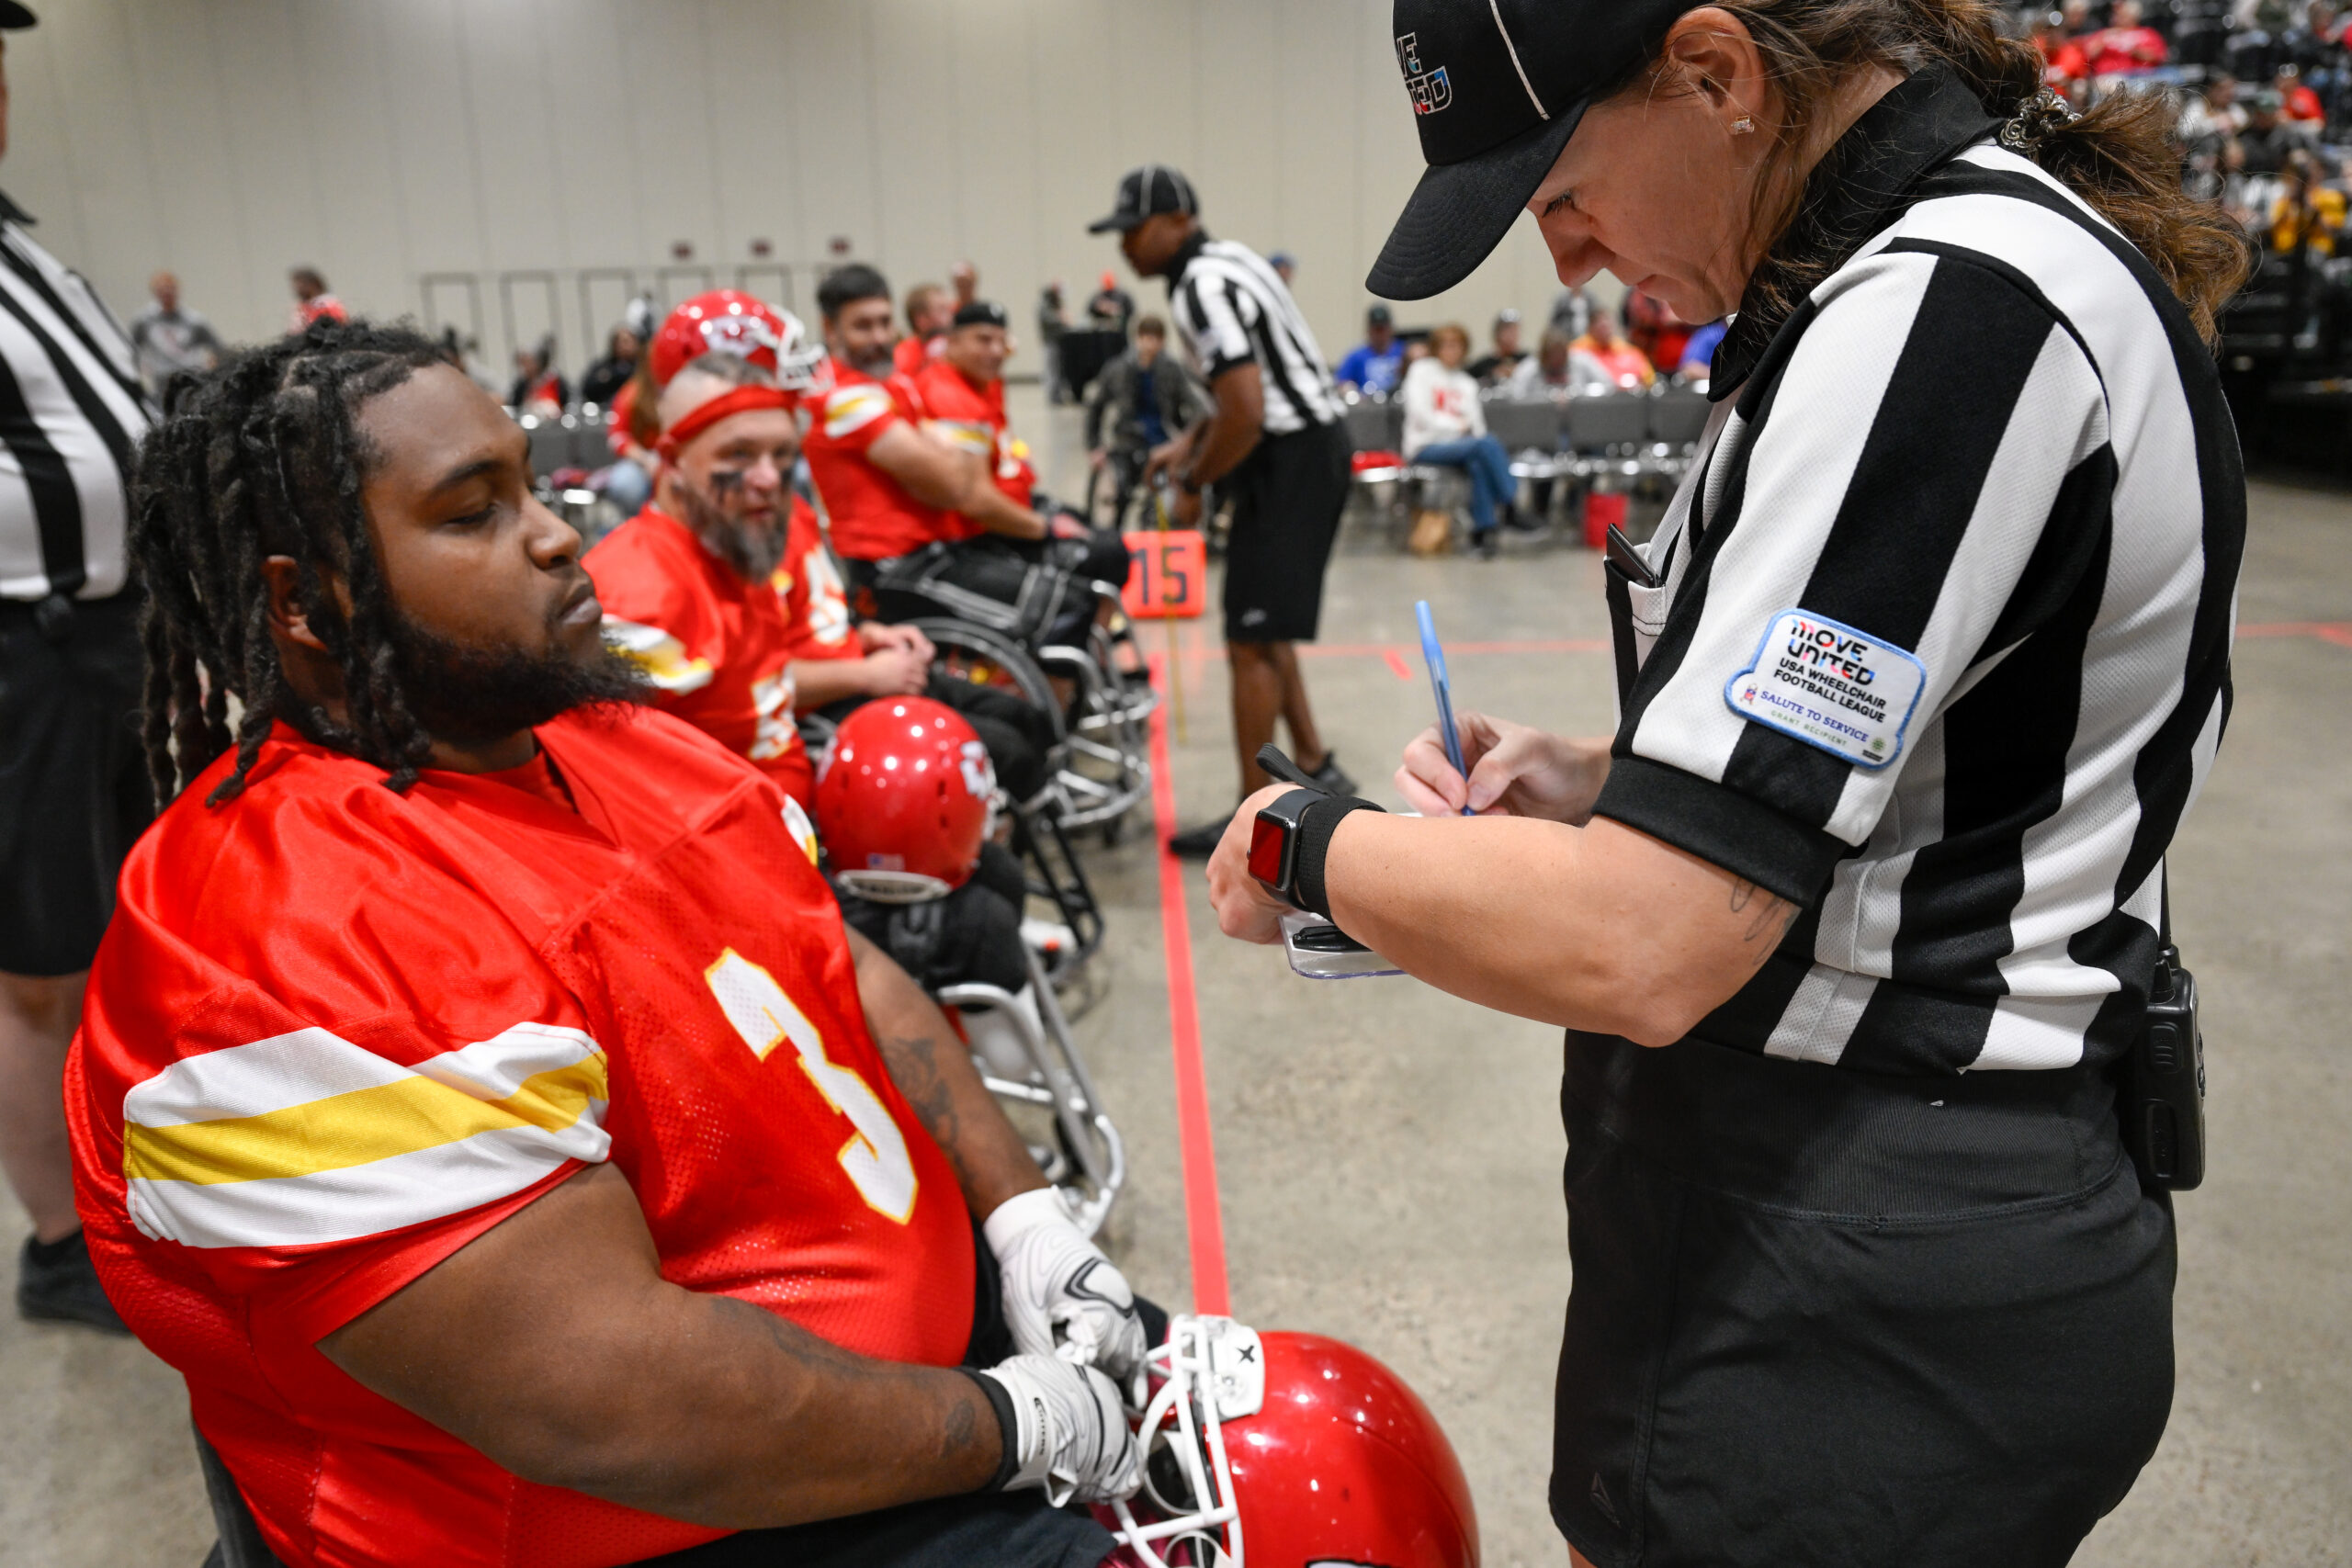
1091, 167, 1357, 853
0, 0, 155, 1333
1207, 0, 2248, 1562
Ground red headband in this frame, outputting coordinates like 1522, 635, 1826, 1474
656, 384, 798, 462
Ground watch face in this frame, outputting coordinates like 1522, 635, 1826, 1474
1247, 814, 1290, 888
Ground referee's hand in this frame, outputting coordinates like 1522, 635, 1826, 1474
1396, 711, 1609, 824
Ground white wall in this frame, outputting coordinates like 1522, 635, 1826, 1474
2, 0, 1600, 376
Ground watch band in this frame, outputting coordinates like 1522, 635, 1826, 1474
1293, 795, 1381, 919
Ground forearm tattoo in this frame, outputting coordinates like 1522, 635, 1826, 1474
1728, 879, 1800, 946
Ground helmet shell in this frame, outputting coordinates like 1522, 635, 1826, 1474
649, 289, 820, 389
815, 697, 994, 899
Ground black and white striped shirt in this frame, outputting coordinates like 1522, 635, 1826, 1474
1592, 68, 2242, 1077
0, 194, 151, 604
1166, 232, 1340, 436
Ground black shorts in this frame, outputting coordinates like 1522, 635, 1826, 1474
0, 595, 155, 976
1220, 421, 1349, 644
847, 536, 1109, 651
1552, 1033, 2174, 1568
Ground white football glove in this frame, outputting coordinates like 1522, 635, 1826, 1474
975, 1351, 1142, 1506
984, 1187, 1147, 1380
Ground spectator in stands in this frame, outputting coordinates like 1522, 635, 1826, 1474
1269, 251, 1297, 287
1503, 327, 1614, 399
127, 270, 220, 397
2241, 89, 2299, 177
1087, 314, 1200, 527
1548, 285, 1593, 343
1402, 323, 1518, 558
2274, 63, 2327, 134
2269, 147, 2347, 254
1467, 309, 1525, 384
804, 266, 1109, 650
1085, 270, 1135, 335
950, 259, 979, 310
1572, 308, 1656, 389
2181, 74, 2246, 201
1036, 279, 1069, 402
894, 282, 953, 376
286, 266, 345, 333
507, 341, 569, 415
1623, 288, 1694, 380
1334, 304, 1406, 395
2083, 0, 2167, 74
579, 325, 639, 408
1677, 318, 1730, 386
2030, 7, 2090, 89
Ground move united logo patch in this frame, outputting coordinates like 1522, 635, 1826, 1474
1395, 33, 1452, 115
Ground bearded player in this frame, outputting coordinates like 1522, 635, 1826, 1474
70, 321, 1152, 1568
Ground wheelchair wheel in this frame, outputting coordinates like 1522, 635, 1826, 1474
910, 618, 1068, 749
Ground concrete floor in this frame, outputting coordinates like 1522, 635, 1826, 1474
5, 395, 2346, 1564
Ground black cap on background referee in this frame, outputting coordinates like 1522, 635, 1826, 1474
1087, 166, 1199, 234
1369, 0, 1687, 299
0, 5, 38, 29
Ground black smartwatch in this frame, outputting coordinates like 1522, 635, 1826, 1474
1249, 790, 1383, 916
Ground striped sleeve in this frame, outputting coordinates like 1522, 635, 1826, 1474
1176, 274, 1255, 380
821, 382, 900, 448
1593, 248, 2111, 904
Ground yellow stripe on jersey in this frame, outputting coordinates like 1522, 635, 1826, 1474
824, 384, 894, 440
922, 418, 993, 458
121, 1022, 610, 1250
602, 617, 714, 694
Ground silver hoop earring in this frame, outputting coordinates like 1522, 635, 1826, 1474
1730, 115, 1756, 136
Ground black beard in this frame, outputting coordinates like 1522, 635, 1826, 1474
387, 611, 649, 746
845, 344, 896, 378
677, 476, 787, 582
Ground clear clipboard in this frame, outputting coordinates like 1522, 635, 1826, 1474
1281, 912, 1404, 979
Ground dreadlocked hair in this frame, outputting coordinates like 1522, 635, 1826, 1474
130, 318, 453, 809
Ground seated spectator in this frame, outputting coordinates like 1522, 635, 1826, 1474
1268, 251, 1297, 287
2275, 63, 2327, 133
804, 265, 1104, 649
286, 266, 345, 333
2241, 90, 2300, 177
128, 270, 221, 398
1502, 328, 1615, 399
1547, 285, 1593, 343
1085, 271, 1135, 335
508, 342, 570, 414
2180, 74, 2245, 201
2030, 8, 2089, 88
893, 282, 953, 377
1460, 309, 1517, 384
1572, 308, 1656, 389
1334, 304, 1405, 395
1677, 318, 1729, 385
579, 325, 640, 408
951, 259, 980, 310
1035, 279, 1069, 402
87, 321, 1148, 1568
2269, 148, 2347, 254
2082, 0, 2167, 75
1623, 288, 1693, 380
1087, 313, 1199, 528
1401, 322, 1517, 558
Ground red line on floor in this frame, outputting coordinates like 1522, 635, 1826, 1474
2237, 619, 2352, 646
1381, 647, 1413, 681
1146, 654, 1231, 1317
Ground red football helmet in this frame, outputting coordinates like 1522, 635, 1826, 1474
815, 698, 997, 902
1105, 1315, 1479, 1568
649, 288, 823, 389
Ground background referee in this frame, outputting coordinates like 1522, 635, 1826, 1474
0, 0, 153, 1333
1091, 166, 1357, 854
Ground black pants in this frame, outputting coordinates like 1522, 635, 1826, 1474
1220, 421, 1349, 644
849, 533, 1128, 652
0, 595, 154, 975
1551, 1033, 2175, 1568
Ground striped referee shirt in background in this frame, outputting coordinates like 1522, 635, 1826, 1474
1166, 230, 1341, 436
0, 192, 151, 604
1592, 67, 2242, 1078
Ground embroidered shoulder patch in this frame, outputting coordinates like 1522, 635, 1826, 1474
1724, 609, 1926, 770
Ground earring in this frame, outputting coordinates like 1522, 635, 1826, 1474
1730, 115, 1756, 135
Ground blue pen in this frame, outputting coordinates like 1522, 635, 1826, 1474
1415, 600, 1474, 816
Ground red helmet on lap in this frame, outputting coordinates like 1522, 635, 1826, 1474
1105, 1314, 1479, 1568
650, 288, 822, 389
815, 698, 997, 902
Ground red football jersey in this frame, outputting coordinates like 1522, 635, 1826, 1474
802, 355, 967, 561
585, 502, 816, 806
68, 709, 974, 1568
911, 359, 1035, 519
779, 502, 860, 665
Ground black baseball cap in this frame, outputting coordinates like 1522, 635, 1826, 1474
1087, 165, 1200, 234
1368, 0, 1689, 299
0, 4, 38, 28
951, 299, 1009, 331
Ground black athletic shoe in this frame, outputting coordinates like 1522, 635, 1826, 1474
1471, 531, 1500, 559
1306, 752, 1360, 795
17, 1230, 129, 1334
1167, 812, 1235, 859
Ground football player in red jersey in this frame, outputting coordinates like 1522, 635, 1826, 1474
804, 265, 1107, 650
893, 281, 953, 378
586, 353, 933, 807
77, 321, 1153, 1568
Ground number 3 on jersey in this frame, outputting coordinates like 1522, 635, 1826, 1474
704, 948, 918, 1222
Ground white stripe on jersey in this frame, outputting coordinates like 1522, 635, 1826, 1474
1169, 239, 1340, 436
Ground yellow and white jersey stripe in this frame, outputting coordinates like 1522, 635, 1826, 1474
921, 417, 994, 459
122, 1022, 609, 1250
602, 617, 714, 694
824, 383, 895, 441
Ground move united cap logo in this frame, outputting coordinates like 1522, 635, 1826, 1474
1395, 32, 1453, 115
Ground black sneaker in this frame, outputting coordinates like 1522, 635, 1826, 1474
1167, 812, 1236, 858
1306, 751, 1360, 795
17, 1230, 129, 1334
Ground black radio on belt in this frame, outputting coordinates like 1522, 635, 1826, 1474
2120, 879, 2205, 1192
